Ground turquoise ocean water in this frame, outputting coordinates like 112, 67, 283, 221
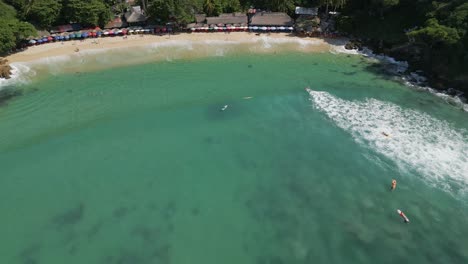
1, 44, 468, 264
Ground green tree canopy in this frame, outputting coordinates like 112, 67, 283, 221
407, 18, 460, 47
147, 0, 198, 24
0, 0, 17, 18
63, 0, 111, 27
203, 0, 222, 16
28, 0, 62, 28
0, 0, 36, 54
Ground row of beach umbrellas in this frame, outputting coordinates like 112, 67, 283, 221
190, 26, 294, 32
27, 27, 173, 45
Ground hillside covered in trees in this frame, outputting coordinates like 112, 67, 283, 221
0, 0, 467, 95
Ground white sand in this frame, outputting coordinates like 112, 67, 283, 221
6, 32, 340, 63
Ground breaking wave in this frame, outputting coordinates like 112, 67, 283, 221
0, 63, 36, 90
306, 89, 468, 197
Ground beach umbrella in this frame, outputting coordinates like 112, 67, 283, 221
75, 32, 82, 38
278, 26, 286, 31
253, 26, 259, 31
117, 29, 123, 34
261, 27, 267, 31
128, 29, 134, 34
288, 27, 294, 31
82, 32, 89, 38
28, 39, 36, 45
96, 31, 102, 37
103, 31, 109, 36
37, 39, 43, 44
161, 27, 167, 32
64, 35, 70, 40
270, 27, 277, 31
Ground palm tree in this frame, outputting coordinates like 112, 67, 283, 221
203, 0, 216, 16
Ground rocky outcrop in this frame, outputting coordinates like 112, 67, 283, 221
345, 39, 363, 51
0, 57, 12, 79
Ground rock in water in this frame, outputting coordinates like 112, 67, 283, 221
0, 57, 12, 79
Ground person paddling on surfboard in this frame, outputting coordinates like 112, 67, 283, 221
391, 179, 397, 190
397, 209, 410, 223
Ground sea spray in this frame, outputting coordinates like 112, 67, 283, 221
307, 89, 468, 197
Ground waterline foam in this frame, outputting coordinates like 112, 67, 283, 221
307, 89, 468, 197
330, 40, 468, 112
0, 63, 36, 90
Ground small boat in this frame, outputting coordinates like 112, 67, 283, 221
221, 105, 228, 111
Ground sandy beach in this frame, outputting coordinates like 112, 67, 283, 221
6, 32, 338, 64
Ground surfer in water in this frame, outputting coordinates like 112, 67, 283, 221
391, 179, 397, 190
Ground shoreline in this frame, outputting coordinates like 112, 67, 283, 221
5, 32, 336, 64
2, 32, 466, 112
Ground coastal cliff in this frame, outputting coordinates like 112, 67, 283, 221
0, 58, 12, 79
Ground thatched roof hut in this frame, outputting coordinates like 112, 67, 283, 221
195, 14, 206, 23
250, 12, 293, 26
125, 6, 147, 25
206, 13, 248, 26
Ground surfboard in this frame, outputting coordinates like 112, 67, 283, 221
397, 209, 410, 223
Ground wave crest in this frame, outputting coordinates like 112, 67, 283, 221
306, 89, 468, 197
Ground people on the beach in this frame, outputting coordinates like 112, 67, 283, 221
391, 179, 397, 190
74, 48, 80, 52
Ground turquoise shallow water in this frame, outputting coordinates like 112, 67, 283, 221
1, 51, 468, 264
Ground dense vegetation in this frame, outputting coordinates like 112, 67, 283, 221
0, 0, 467, 93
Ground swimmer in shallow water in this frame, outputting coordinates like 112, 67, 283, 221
391, 179, 397, 190
382, 132, 390, 137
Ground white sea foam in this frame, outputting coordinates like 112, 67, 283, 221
306, 89, 468, 196
0, 63, 36, 89
328, 39, 360, 55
